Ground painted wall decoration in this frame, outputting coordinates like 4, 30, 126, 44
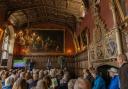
14, 29, 65, 55
115, 0, 128, 21
95, 28, 103, 43
104, 30, 117, 59
92, 28, 105, 60
89, 43, 96, 61
96, 46, 104, 59
90, 49, 95, 61
122, 30, 128, 54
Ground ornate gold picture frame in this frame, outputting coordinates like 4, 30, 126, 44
115, 0, 128, 21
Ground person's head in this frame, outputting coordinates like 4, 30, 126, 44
44, 70, 48, 76
20, 72, 25, 79
77, 78, 91, 89
50, 69, 56, 78
108, 67, 118, 77
12, 70, 16, 75
36, 79, 48, 89
12, 78, 28, 89
117, 54, 128, 67
25, 72, 32, 80
33, 73, 38, 81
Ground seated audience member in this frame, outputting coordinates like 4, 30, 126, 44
19, 72, 25, 79
2, 76, 14, 89
1, 71, 9, 89
108, 67, 120, 89
74, 78, 79, 89
83, 69, 94, 86
44, 70, 49, 76
56, 69, 64, 85
50, 69, 58, 89
30, 73, 38, 89
77, 78, 91, 89
90, 68, 106, 89
25, 72, 33, 89
10, 70, 17, 81
43, 76, 52, 89
39, 70, 44, 79
68, 79, 76, 89
16, 70, 22, 79
59, 73, 69, 89
36, 79, 48, 89
12, 78, 28, 89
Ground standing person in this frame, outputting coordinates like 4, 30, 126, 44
117, 54, 128, 89
28, 60, 35, 72
90, 68, 106, 89
108, 67, 120, 89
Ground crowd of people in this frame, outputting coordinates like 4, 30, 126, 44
0, 54, 128, 89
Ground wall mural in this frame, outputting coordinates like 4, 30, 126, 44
104, 30, 117, 59
14, 29, 65, 55
115, 0, 128, 21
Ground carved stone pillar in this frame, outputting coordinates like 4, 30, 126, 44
110, 0, 123, 54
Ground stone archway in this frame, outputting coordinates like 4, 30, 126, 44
97, 65, 118, 88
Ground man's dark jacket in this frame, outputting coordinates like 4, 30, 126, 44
119, 63, 128, 89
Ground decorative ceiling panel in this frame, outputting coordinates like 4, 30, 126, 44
5, 0, 88, 30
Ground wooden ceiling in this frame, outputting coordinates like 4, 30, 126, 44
3, 0, 88, 30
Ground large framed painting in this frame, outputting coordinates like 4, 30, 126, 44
115, 0, 128, 21
14, 29, 65, 55
104, 30, 117, 59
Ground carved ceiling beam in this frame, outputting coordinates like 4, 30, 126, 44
8, 5, 80, 17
